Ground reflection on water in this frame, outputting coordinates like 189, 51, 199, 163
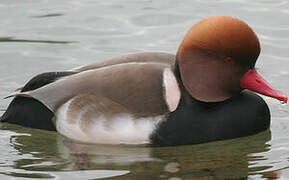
0, 37, 74, 44
32, 13, 64, 18
0, 124, 129, 179
0, 0, 289, 179
0, 123, 287, 179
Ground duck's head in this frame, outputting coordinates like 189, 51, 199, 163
177, 15, 287, 103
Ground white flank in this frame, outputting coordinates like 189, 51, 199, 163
55, 99, 163, 144
163, 68, 181, 112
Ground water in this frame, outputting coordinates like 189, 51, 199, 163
281, 101, 286, 105
0, 0, 288, 179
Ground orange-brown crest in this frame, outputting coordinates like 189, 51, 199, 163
178, 15, 260, 67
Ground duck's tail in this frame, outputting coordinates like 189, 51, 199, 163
0, 71, 76, 131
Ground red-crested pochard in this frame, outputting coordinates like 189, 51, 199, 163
1, 15, 287, 146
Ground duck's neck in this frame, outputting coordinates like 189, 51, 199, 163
173, 61, 193, 104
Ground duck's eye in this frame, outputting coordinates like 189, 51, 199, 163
224, 57, 235, 65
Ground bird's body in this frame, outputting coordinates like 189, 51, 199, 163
1, 16, 287, 146
2, 53, 179, 144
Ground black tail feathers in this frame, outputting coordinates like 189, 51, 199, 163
0, 71, 76, 131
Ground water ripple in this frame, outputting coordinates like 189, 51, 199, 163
131, 13, 191, 27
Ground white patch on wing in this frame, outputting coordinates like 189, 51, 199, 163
163, 68, 181, 112
55, 99, 163, 144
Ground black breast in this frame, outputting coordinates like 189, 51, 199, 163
150, 91, 270, 146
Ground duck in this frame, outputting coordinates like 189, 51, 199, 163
1, 15, 287, 146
